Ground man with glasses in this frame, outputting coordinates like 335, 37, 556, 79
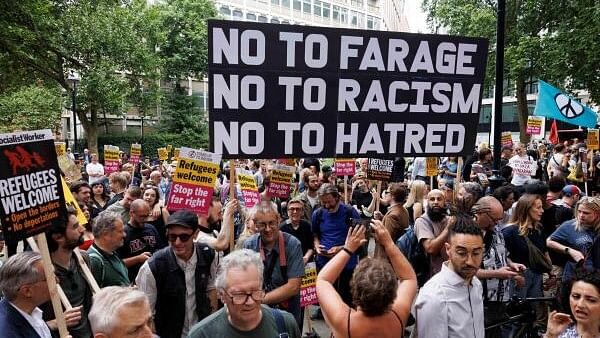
189, 249, 300, 337
280, 198, 315, 265
243, 200, 305, 330
472, 196, 526, 338
136, 210, 217, 338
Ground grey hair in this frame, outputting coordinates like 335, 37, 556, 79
214, 249, 264, 290
249, 200, 279, 221
93, 211, 122, 237
88, 286, 149, 334
0, 251, 43, 300
317, 183, 339, 198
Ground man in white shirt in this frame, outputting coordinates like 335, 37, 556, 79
414, 218, 486, 338
86, 153, 104, 184
0, 251, 81, 338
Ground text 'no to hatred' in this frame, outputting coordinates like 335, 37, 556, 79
208, 20, 488, 158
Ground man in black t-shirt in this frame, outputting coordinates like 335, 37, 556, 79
118, 199, 164, 280
280, 198, 315, 265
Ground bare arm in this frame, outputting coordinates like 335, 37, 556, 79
263, 278, 301, 304
421, 226, 449, 255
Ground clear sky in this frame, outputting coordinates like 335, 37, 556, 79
404, 1, 431, 33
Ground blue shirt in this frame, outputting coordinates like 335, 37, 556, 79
550, 219, 595, 281
311, 204, 360, 269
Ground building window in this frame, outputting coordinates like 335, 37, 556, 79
246, 13, 257, 21
294, 0, 302, 11
322, 2, 331, 17
282, 0, 290, 7
220, 6, 231, 17
232, 9, 243, 20
258, 15, 268, 22
367, 15, 374, 29
350, 0, 362, 7
303, 0, 311, 13
350, 10, 358, 26
271, 17, 280, 23
341, 7, 348, 23
272, 0, 280, 5
282, 20, 290, 24
314, 0, 322, 16
333, 5, 340, 21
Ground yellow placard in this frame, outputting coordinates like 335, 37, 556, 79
588, 129, 599, 150
166, 144, 173, 153
171, 158, 220, 188
55, 142, 66, 156
501, 132, 513, 146
173, 148, 180, 160
130, 144, 142, 156
158, 147, 168, 161
238, 172, 258, 190
271, 167, 294, 184
61, 177, 88, 226
104, 147, 120, 161
426, 157, 438, 177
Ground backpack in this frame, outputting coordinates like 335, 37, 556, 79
271, 307, 291, 338
396, 218, 432, 287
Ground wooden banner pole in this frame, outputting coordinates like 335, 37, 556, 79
229, 165, 236, 251
74, 250, 101, 294
35, 234, 69, 337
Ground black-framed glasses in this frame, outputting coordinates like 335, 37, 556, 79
223, 290, 266, 305
167, 233, 194, 243
288, 207, 302, 213
255, 221, 278, 231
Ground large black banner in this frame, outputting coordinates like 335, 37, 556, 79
208, 20, 488, 159
0, 130, 67, 242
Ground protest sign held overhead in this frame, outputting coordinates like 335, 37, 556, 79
130, 143, 142, 165
158, 147, 169, 161
588, 129, 599, 150
208, 20, 488, 159
237, 168, 260, 208
426, 157, 438, 177
501, 132, 513, 147
167, 147, 221, 215
103, 145, 120, 175
366, 158, 393, 181
335, 158, 356, 176
526, 116, 544, 136
57, 154, 82, 182
267, 164, 295, 198
55, 142, 66, 156
0, 130, 67, 242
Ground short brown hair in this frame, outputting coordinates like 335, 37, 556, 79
109, 172, 128, 190
350, 258, 397, 316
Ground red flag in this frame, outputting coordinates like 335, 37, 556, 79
549, 119, 559, 145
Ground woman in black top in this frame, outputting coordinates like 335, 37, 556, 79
143, 185, 170, 246
90, 180, 110, 219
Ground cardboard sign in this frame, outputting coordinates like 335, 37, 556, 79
588, 129, 599, 150
166, 144, 173, 154
300, 262, 318, 307
509, 157, 536, 176
426, 157, 438, 177
130, 143, 142, 165
57, 155, 82, 182
237, 168, 260, 208
366, 158, 393, 181
335, 158, 356, 176
55, 142, 66, 156
208, 21, 489, 159
267, 164, 295, 198
103, 145, 120, 175
158, 147, 169, 161
526, 116, 544, 136
501, 132, 513, 147
173, 148, 180, 160
166, 147, 221, 215
0, 130, 67, 242
277, 158, 296, 167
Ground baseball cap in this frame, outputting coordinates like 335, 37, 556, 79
562, 185, 581, 197
166, 210, 199, 231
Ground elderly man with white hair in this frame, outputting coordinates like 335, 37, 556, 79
88, 286, 154, 338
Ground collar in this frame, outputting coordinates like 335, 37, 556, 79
173, 244, 197, 271
10, 301, 43, 319
441, 262, 473, 287
92, 243, 114, 257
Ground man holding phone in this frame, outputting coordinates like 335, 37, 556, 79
312, 184, 361, 306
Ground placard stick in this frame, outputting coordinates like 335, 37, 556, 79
430, 175, 434, 190
35, 234, 69, 337
454, 157, 464, 203
305, 308, 313, 334
229, 164, 236, 251
344, 176, 348, 204
73, 250, 101, 294
26, 237, 73, 310
375, 181, 382, 212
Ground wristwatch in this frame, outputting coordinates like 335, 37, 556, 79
564, 247, 570, 254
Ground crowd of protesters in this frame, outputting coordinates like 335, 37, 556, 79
0, 138, 599, 338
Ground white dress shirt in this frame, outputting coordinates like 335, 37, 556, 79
10, 303, 52, 338
414, 262, 485, 338
136, 246, 216, 338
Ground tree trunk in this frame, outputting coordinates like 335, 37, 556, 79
79, 108, 99, 155
515, 76, 530, 144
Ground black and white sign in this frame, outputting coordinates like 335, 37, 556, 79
208, 20, 488, 159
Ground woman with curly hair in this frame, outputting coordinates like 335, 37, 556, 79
316, 220, 417, 338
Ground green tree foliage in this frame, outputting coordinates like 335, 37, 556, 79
159, 86, 209, 149
423, 0, 600, 142
0, 85, 62, 133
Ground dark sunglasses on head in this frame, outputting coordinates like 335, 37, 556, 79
167, 233, 194, 242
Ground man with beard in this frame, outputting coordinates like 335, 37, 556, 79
44, 206, 91, 337
414, 218, 485, 338
415, 189, 450, 279
196, 197, 236, 253
351, 175, 377, 219
299, 172, 321, 223
70, 181, 91, 206
117, 199, 164, 281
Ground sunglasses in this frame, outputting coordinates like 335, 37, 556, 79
167, 233, 194, 243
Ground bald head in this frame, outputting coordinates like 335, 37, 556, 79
427, 189, 445, 208
131, 199, 149, 213
473, 196, 504, 230
129, 199, 150, 228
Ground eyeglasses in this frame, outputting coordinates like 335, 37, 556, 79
255, 221, 278, 231
288, 207, 302, 213
167, 233, 194, 243
223, 290, 266, 305
484, 212, 504, 225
